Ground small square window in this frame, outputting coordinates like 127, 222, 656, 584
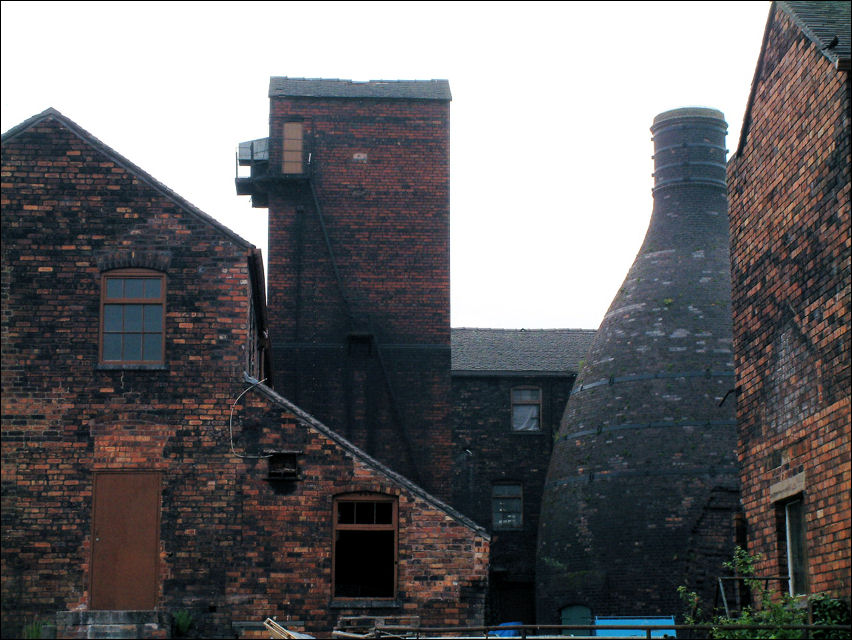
511, 387, 541, 431
267, 452, 301, 481
492, 484, 523, 530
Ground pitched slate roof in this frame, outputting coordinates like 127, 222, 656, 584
780, 1, 851, 64
269, 77, 451, 100
451, 328, 596, 375
736, 1, 850, 155
2, 108, 254, 249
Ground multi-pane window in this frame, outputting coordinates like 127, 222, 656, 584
492, 484, 523, 530
100, 270, 165, 364
511, 387, 541, 431
333, 494, 397, 598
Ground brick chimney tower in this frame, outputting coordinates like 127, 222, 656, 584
236, 78, 452, 499
536, 108, 740, 624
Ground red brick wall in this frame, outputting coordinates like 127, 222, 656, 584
264, 95, 452, 499
1, 113, 487, 637
727, 6, 851, 599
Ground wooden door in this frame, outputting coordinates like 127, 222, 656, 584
90, 471, 160, 609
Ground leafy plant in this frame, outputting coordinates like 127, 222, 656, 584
22, 619, 44, 639
173, 610, 195, 636
678, 547, 850, 638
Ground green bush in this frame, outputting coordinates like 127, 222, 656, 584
22, 619, 44, 640
679, 547, 850, 639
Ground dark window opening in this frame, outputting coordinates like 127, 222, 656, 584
100, 269, 165, 364
267, 452, 301, 481
492, 483, 523, 530
347, 333, 374, 357
333, 495, 397, 599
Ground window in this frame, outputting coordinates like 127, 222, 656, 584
100, 270, 165, 364
492, 484, 523, 530
333, 494, 397, 598
282, 122, 304, 174
778, 497, 808, 595
511, 387, 541, 431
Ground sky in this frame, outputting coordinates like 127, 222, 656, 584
1, 1, 771, 330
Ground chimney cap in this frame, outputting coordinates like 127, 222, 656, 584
652, 107, 726, 127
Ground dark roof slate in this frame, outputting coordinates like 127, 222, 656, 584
269, 77, 451, 101
780, 1, 851, 63
2, 108, 254, 249
735, 1, 850, 156
451, 328, 596, 374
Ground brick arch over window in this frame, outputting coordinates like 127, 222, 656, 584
96, 250, 172, 273
100, 268, 166, 365
332, 492, 398, 599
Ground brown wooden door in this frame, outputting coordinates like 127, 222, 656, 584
90, 471, 161, 609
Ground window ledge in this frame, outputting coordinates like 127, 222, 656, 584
329, 599, 401, 609
96, 363, 168, 371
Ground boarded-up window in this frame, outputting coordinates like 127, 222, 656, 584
282, 122, 303, 174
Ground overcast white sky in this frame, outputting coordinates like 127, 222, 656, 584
1, 1, 770, 330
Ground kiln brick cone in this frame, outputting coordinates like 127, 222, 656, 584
536, 107, 740, 623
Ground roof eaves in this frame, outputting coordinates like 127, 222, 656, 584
452, 369, 577, 377
778, 1, 852, 69
244, 374, 490, 539
2, 108, 254, 250
268, 77, 452, 101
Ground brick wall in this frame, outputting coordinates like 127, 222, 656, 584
452, 374, 575, 622
1, 112, 488, 637
727, 5, 851, 598
263, 94, 452, 499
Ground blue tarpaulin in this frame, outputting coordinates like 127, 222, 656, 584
594, 616, 676, 637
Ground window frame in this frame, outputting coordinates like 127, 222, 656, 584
99, 268, 166, 366
511, 386, 542, 432
492, 483, 523, 531
777, 496, 808, 596
332, 493, 398, 600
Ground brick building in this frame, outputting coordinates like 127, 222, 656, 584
1, 109, 489, 638
451, 328, 595, 623
237, 78, 453, 501
727, 1, 850, 599
237, 80, 597, 624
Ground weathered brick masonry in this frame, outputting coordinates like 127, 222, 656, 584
450, 328, 594, 623
1, 110, 488, 637
239, 79, 452, 501
727, 1, 850, 598
537, 108, 740, 623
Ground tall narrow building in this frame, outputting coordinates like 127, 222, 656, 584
236, 78, 452, 499
536, 108, 740, 623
